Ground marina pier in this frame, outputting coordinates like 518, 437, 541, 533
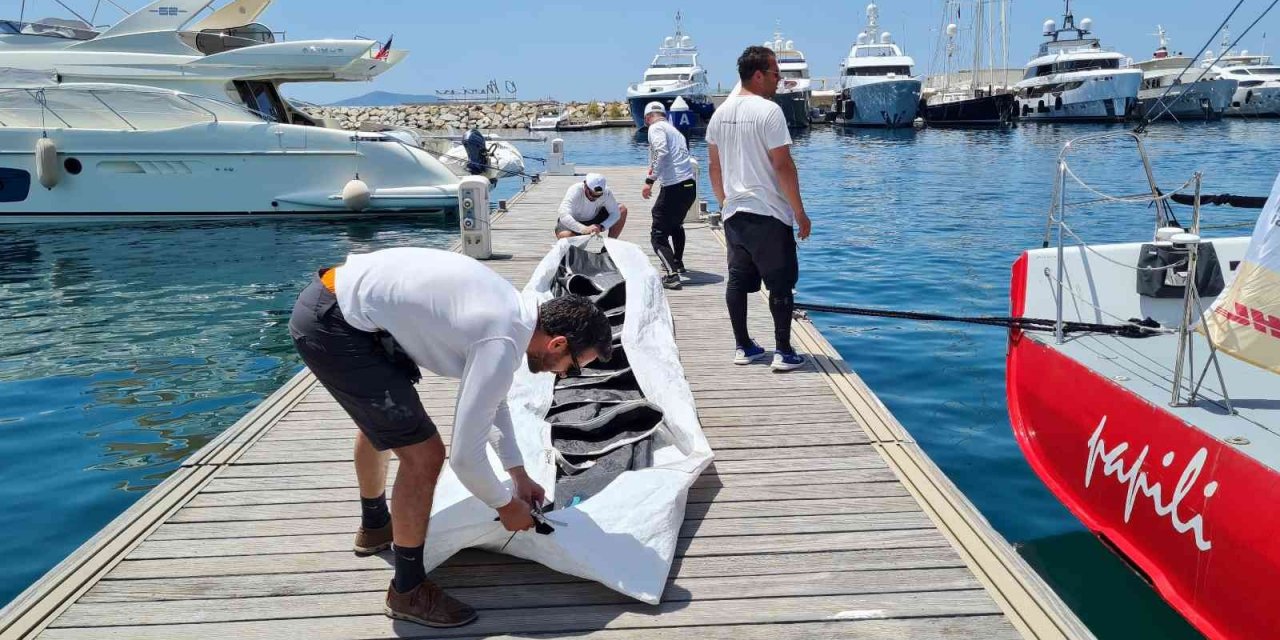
0, 166, 1092, 640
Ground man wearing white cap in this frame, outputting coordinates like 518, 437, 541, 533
642, 101, 697, 290
554, 173, 629, 239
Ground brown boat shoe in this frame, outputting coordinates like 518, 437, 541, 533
384, 579, 479, 628
352, 521, 393, 556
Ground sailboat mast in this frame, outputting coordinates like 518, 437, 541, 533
972, 0, 984, 91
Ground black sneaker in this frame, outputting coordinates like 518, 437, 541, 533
674, 261, 688, 274
662, 274, 683, 290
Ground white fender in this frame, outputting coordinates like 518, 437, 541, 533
341, 178, 371, 211
35, 138, 59, 190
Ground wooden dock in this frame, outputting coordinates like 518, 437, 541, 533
0, 166, 1093, 639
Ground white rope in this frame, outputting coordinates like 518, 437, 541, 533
1057, 220, 1190, 273
1060, 160, 1197, 206
1040, 269, 1177, 334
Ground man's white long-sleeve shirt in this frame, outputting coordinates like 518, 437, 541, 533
647, 118, 695, 186
335, 248, 537, 508
556, 184, 622, 233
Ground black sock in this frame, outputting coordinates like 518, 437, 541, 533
726, 288, 752, 349
769, 290, 795, 353
392, 543, 426, 593
360, 492, 390, 529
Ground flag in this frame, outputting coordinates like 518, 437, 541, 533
374, 35, 393, 61
1199, 171, 1280, 373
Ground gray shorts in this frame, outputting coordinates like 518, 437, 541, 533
288, 273, 437, 451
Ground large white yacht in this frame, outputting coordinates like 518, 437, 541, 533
1202, 30, 1280, 118
625, 12, 714, 133
1132, 26, 1236, 122
0, 0, 464, 223
1013, 3, 1141, 122
833, 3, 921, 128
764, 29, 811, 128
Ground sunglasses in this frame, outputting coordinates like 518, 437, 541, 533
562, 349, 583, 379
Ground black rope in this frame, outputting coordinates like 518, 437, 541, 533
794, 302, 1164, 339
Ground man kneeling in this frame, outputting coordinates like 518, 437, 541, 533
555, 172, 629, 239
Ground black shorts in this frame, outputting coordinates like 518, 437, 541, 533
652, 179, 697, 227
288, 274, 437, 451
724, 212, 799, 294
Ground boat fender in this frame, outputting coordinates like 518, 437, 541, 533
35, 138, 59, 190
342, 178, 371, 211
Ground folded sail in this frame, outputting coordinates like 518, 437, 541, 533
1200, 172, 1280, 372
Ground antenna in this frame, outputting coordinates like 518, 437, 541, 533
674, 10, 683, 38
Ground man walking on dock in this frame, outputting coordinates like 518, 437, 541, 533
555, 173, 629, 239
707, 45, 812, 372
642, 100, 697, 290
288, 248, 612, 628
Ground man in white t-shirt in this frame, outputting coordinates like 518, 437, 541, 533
554, 173, 629, 239
707, 45, 812, 372
289, 248, 613, 628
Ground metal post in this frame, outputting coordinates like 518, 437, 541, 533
1191, 172, 1202, 235
1055, 161, 1068, 344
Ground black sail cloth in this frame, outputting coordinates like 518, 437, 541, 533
549, 245, 663, 507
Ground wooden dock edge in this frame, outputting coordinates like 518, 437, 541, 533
708, 226, 1095, 640
0, 180, 547, 640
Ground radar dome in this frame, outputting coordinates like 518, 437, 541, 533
1043, 19, 1056, 35
857, 32, 870, 45
663, 36, 675, 48
774, 38, 784, 50
880, 31, 892, 44
680, 35, 692, 47
1242, 49, 1250, 56
1080, 17, 1093, 32
946, 23, 957, 37
784, 39, 794, 50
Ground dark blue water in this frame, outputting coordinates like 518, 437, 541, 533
2, 121, 1274, 638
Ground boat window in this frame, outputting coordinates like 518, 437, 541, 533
651, 54, 695, 68
185, 23, 275, 55
1250, 67, 1280, 75
644, 73, 689, 82
0, 19, 97, 40
854, 45, 898, 58
844, 66, 911, 76
234, 80, 287, 122
781, 70, 806, 79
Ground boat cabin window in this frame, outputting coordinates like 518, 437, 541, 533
651, 54, 695, 68
0, 19, 97, 40
645, 73, 690, 82
844, 66, 911, 76
1027, 58, 1120, 78
781, 70, 807, 79
854, 45, 898, 58
234, 80, 287, 123
188, 23, 275, 55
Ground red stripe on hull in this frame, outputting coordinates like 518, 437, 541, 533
1007, 253, 1280, 640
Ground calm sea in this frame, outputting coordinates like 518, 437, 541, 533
3, 119, 1275, 638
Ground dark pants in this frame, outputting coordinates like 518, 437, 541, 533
288, 273, 437, 451
651, 179, 696, 274
723, 212, 799, 353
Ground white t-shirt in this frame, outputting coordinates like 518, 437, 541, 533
557, 184, 622, 233
705, 94, 795, 226
335, 247, 538, 508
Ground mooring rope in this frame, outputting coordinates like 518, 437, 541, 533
793, 302, 1166, 339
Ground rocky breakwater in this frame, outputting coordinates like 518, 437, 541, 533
303, 101, 632, 131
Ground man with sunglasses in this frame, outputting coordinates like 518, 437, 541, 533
289, 247, 612, 628
554, 173, 628, 239
707, 45, 811, 372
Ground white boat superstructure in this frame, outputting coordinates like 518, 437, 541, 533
1014, 4, 1141, 122
1202, 29, 1280, 118
0, 0, 469, 221
625, 12, 714, 131
0, 75, 459, 223
764, 28, 811, 127
834, 2, 921, 128
1132, 26, 1236, 121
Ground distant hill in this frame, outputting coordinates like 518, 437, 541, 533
327, 91, 441, 107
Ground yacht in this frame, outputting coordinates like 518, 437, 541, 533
1013, 3, 1142, 122
0, 0, 466, 222
1202, 30, 1280, 118
764, 29, 811, 128
922, 1, 1017, 127
625, 12, 714, 133
833, 3, 921, 128
1132, 26, 1236, 122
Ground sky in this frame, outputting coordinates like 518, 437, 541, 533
30, 0, 1280, 103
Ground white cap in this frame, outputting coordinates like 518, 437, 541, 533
584, 173, 607, 193
644, 101, 666, 116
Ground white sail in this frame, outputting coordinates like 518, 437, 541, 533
1200, 172, 1280, 373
